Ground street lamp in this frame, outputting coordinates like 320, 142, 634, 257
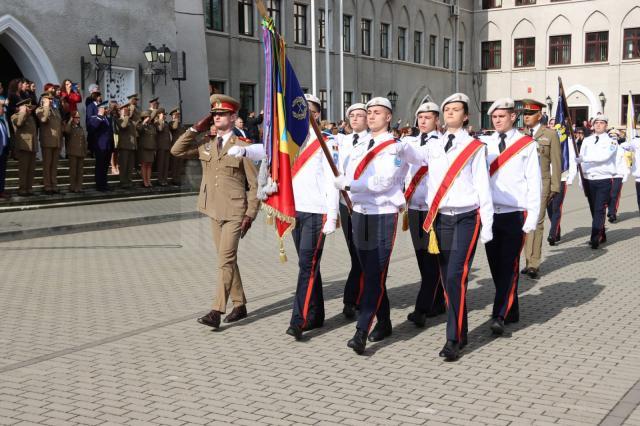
545, 95, 553, 115
599, 91, 606, 112
386, 91, 398, 109
88, 35, 104, 57
142, 42, 173, 94
143, 43, 158, 63
81, 35, 119, 96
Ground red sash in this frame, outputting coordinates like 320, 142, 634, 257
404, 166, 428, 202
353, 139, 396, 180
291, 138, 322, 177
422, 139, 484, 232
489, 135, 534, 176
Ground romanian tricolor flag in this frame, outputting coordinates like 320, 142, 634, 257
260, 13, 309, 261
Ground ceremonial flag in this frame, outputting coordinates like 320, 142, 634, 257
554, 91, 570, 173
627, 91, 637, 139
259, 8, 309, 260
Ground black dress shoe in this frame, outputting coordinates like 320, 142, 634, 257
342, 303, 356, 319
439, 340, 460, 361
223, 305, 247, 323
490, 317, 505, 336
547, 236, 556, 246
286, 325, 303, 341
590, 240, 599, 249
407, 310, 427, 327
304, 321, 324, 331
459, 337, 468, 350
521, 267, 530, 275
504, 311, 519, 324
197, 310, 221, 329
368, 320, 392, 342
426, 305, 446, 317
527, 268, 540, 279
608, 215, 617, 223
347, 329, 368, 355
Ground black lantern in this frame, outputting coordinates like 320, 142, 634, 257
88, 35, 104, 57
144, 43, 158, 63
158, 44, 172, 64
104, 38, 119, 59
599, 92, 606, 111
545, 95, 553, 113
386, 91, 399, 109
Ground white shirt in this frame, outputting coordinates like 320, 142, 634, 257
292, 129, 339, 220
561, 137, 578, 184
481, 129, 540, 222
336, 129, 370, 205
579, 132, 617, 180
399, 128, 494, 230
621, 137, 640, 181
402, 130, 440, 211
345, 131, 409, 215
614, 144, 630, 180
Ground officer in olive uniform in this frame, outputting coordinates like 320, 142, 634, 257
155, 108, 172, 186
127, 94, 141, 123
63, 111, 88, 193
36, 92, 64, 194
171, 94, 260, 329
11, 99, 38, 196
169, 108, 187, 186
521, 99, 561, 279
116, 103, 137, 188
137, 110, 157, 188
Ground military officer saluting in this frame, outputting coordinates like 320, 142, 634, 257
399, 93, 494, 361
401, 101, 445, 327
155, 108, 172, 186
171, 94, 259, 329
36, 92, 63, 194
127, 94, 141, 123
333, 97, 409, 354
116, 103, 137, 188
576, 115, 617, 249
169, 108, 188, 186
522, 99, 561, 279
11, 99, 38, 196
481, 98, 540, 335
335, 102, 369, 319
63, 111, 88, 193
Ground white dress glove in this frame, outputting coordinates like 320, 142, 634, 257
322, 218, 337, 235
575, 156, 583, 164
334, 175, 349, 190
227, 146, 246, 158
522, 218, 537, 234
480, 227, 493, 244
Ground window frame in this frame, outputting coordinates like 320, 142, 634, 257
293, 3, 307, 45
204, 0, 224, 32
380, 23, 390, 59
361, 19, 372, 56
414, 31, 422, 64
237, 0, 254, 36
514, 37, 535, 68
549, 34, 571, 65
623, 28, 640, 60
481, 40, 501, 70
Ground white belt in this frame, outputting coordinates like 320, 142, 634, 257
494, 205, 523, 214
438, 206, 477, 216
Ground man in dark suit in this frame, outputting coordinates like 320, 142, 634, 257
0, 100, 9, 199
87, 101, 114, 191
245, 110, 263, 142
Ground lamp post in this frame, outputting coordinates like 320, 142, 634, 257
545, 95, 553, 115
143, 43, 172, 94
599, 91, 606, 113
83, 35, 118, 95
387, 91, 398, 110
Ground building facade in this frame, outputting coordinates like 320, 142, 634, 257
204, 0, 640, 128
0, 0, 210, 124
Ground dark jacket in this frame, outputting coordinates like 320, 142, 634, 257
245, 113, 263, 142
87, 115, 114, 152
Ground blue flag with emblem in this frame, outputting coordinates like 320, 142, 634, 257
554, 93, 570, 173
283, 58, 309, 146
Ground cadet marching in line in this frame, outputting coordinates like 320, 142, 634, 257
180, 91, 639, 361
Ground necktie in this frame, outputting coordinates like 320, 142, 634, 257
529, 128, 534, 137
368, 139, 375, 150
499, 133, 507, 153
420, 133, 429, 146
217, 136, 224, 151
444, 134, 454, 153
352, 133, 359, 147
594, 136, 599, 144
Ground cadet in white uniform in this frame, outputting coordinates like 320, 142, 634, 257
399, 93, 494, 361
607, 134, 630, 223
334, 97, 409, 355
577, 115, 617, 249
480, 98, 540, 336
620, 135, 640, 214
401, 101, 445, 327
335, 103, 370, 319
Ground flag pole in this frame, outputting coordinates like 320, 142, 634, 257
558, 77, 589, 197
256, 0, 353, 214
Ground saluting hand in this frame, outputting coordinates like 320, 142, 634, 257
192, 113, 214, 133
240, 215, 253, 238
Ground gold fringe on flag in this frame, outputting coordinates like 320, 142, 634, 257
279, 238, 287, 263
261, 203, 296, 263
427, 228, 440, 254
401, 209, 409, 232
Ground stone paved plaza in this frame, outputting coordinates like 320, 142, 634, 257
1, 184, 639, 426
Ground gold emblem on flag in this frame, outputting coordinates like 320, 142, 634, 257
292, 96, 307, 120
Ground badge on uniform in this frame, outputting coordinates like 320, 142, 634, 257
394, 154, 401, 167
204, 142, 211, 152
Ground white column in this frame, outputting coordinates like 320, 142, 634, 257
325, 0, 331, 121
311, 0, 317, 95
339, 0, 344, 120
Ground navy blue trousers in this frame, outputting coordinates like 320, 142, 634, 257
435, 210, 481, 343
340, 202, 363, 306
546, 181, 567, 240
408, 209, 445, 314
608, 177, 624, 217
485, 212, 526, 320
586, 179, 612, 244
290, 212, 326, 328
0, 145, 8, 193
94, 149, 112, 190
637, 182, 640, 213
351, 212, 398, 332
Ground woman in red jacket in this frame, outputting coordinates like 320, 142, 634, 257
60, 79, 82, 121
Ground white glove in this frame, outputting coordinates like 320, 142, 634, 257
322, 218, 337, 235
480, 227, 493, 244
575, 156, 583, 164
621, 144, 634, 152
522, 219, 536, 234
227, 146, 246, 158
334, 174, 349, 190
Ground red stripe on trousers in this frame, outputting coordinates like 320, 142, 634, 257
457, 212, 481, 341
301, 214, 327, 328
505, 211, 527, 317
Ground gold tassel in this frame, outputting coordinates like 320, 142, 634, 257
402, 210, 409, 232
427, 228, 440, 254
279, 239, 287, 263
336, 215, 342, 230
624, 151, 634, 168
266, 212, 274, 225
